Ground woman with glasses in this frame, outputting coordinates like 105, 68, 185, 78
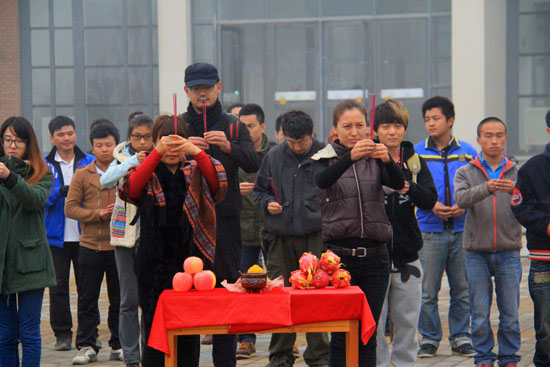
0, 116, 55, 367
99, 112, 154, 367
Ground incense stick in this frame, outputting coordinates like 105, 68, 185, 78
173, 93, 178, 135
369, 94, 376, 139
202, 103, 207, 134
269, 177, 280, 204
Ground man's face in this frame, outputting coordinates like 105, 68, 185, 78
240, 114, 266, 146
477, 121, 507, 158
50, 125, 77, 153
285, 134, 313, 155
424, 107, 453, 140
275, 129, 285, 143
92, 136, 116, 165
184, 82, 222, 110
376, 122, 406, 150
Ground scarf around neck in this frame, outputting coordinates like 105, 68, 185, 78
186, 100, 224, 135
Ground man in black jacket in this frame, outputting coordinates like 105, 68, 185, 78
182, 62, 260, 367
373, 100, 437, 367
511, 110, 550, 367
253, 111, 329, 367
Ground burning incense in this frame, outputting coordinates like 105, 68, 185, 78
202, 102, 207, 134
369, 94, 376, 139
269, 177, 280, 203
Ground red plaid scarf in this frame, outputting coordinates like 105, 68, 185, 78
118, 157, 227, 263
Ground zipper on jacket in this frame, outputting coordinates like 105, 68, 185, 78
352, 164, 364, 237
493, 163, 508, 252
97, 189, 101, 252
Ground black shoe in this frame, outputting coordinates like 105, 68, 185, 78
418, 343, 437, 358
201, 334, 213, 345
55, 336, 72, 351
452, 342, 475, 357
269, 354, 294, 367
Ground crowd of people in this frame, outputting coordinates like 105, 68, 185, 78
0, 61, 549, 367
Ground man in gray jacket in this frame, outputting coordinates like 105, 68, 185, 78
253, 110, 329, 367
454, 117, 522, 367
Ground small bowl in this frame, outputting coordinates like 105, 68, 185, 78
240, 271, 268, 293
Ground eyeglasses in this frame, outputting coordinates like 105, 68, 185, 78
130, 134, 153, 142
2, 137, 27, 148
189, 85, 215, 94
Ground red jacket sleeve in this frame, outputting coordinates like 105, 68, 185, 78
194, 151, 219, 194
128, 149, 161, 199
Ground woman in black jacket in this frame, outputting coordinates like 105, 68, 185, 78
312, 99, 404, 367
373, 99, 437, 367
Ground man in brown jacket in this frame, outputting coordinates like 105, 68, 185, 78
65, 122, 121, 365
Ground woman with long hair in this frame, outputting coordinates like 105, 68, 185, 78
312, 100, 405, 367
0, 116, 55, 367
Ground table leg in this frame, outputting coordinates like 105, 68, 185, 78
165, 330, 177, 367
345, 320, 359, 367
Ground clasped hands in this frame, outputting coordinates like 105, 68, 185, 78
350, 139, 390, 163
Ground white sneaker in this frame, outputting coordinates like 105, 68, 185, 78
72, 346, 97, 365
110, 348, 124, 361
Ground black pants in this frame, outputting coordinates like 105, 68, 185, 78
49, 242, 80, 339
328, 247, 390, 367
75, 247, 120, 352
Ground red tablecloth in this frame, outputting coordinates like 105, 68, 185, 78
149, 286, 374, 355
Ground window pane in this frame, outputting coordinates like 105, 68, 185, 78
30, 0, 49, 27
31, 30, 50, 67
377, 19, 428, 89
56, 68, 74, 105
84, 0, 123, 26
54, 29, 74, 66
400, 99, 426, 144
151, 0, 158, 25
85, 67, 125, 104
152, 27, 158, 64
321, 0, 373, 16
518, 97, 550, 154
217, 0, 265, 21
519, 56, 550, 96
191, 0, 214, 23
519, 14, 550, 54
431, 0, 451, 12
32, 69, 51, 105
129, 67, 152, 105
520, 0, 550, 12
128, 0, 149, 26
431, 87, 452, 99
431, 16, 451, 86
154, 66, 159, 103
84, 28, 124, 66
53, 0, 72, 27
33, 107, 52, 153
128, 28, 149, 65
55, 106, 75, 120
192, 25, 214, 63
375, 0, 428, 14
268, 0, 319, 18
86, 106, 127, 134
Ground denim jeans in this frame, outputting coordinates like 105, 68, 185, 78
529, 260, 550, 367
0, 288, 45, 367
465, 250, 522, 366
418, 231, 471, 347
329, 249, 390, 367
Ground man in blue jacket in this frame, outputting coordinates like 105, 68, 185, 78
511, 110, 550, 367
44, 116, 95, 351
414, 96, 477, 358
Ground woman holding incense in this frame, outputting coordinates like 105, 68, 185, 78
118, 114, 227, 367
0, 117, 54, 367
373, 99, 437, 367
312, 99, 404, 367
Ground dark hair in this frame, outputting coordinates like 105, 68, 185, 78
128, 110, 144, 123
546, 110, 550, 128
422, 96, 455, 120
89, 122, 120, 145
152, 114, 188, 142
281, 110, 314, 139
48, 115, 75, 135
239, 103, 265, 124
89, 118, 116, 132
275, 114, 284, 133
1, 117, 50, 185
477, 117, 507, 137
374, 99, 409, 131
127, 114, 153, 139
332, 99, 368, 127
226, 103, 244, 114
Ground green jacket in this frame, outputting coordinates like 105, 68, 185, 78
238, 134, 276, 246
0, 155, 56, 295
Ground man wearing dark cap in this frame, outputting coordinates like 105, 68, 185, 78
182, 62, 260, 366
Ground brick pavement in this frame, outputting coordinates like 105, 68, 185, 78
40, 257, 537, 367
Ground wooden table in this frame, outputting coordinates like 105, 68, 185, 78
148, 286, 374, 367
